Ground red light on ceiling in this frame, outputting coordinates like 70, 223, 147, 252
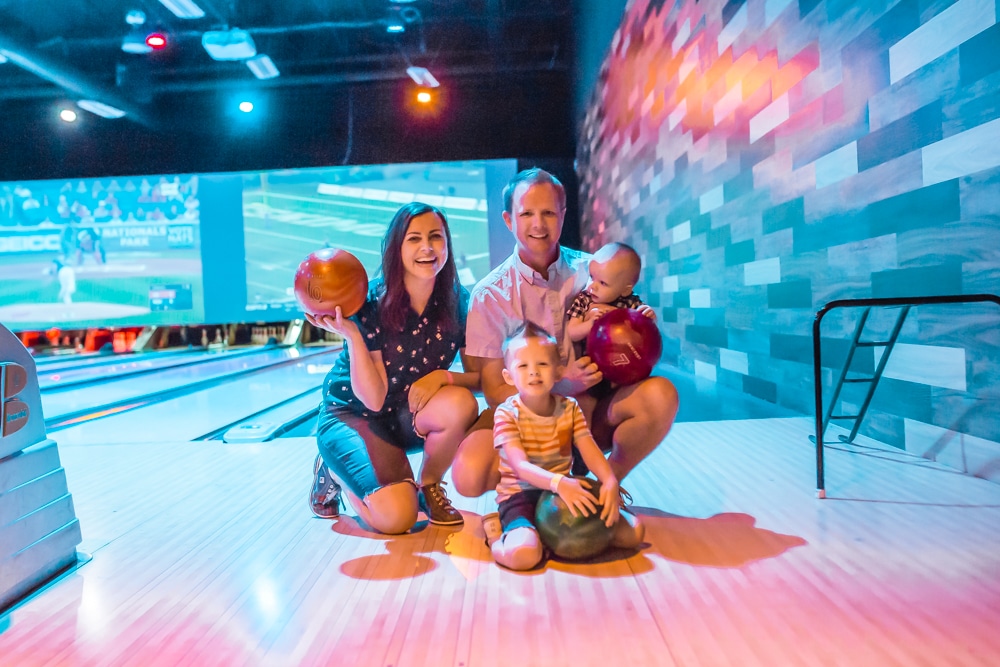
416, 90, 432, 104
146, 33, 167, 50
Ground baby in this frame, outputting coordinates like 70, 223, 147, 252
566, 242, 654, 347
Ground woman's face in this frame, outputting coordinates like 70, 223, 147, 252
400, 211, 449, 282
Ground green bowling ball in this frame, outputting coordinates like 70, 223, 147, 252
535, 480, 614, 561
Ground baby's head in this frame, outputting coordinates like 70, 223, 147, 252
501, 321, 562, 398
586, 242, 641, 305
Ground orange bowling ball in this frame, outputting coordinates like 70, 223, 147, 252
293, 249, 369, 318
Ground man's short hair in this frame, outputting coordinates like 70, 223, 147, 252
502, 320, 558, 365
502, 168, 566, 214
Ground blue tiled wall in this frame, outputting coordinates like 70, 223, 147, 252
577, 0, 1000, 475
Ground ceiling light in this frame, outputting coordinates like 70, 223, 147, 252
246, 54, 279, 80
59, 109, 78, 123
385, 5, 419, 33
146, 33, 167, 50
202, 29, 257, 61
122, 30, 153, 54
122, 10, 152, 53
416, 90, 432, 104
406, 66, 439, 88
158, 0, 205, 19
77, 100, 127, 119
239, 101, 254, 113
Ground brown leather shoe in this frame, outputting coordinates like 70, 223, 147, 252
418, 481, 463, 526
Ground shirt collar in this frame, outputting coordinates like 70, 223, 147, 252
513, 248, 571, 286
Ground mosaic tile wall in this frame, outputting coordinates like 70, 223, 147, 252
576, 0, 1000, 478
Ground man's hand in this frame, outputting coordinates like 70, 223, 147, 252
554, 356, 602, 396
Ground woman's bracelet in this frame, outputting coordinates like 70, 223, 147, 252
444, 370, 454, 385
549, 473, 564, 493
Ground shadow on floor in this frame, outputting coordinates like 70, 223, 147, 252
631, 506, 808, 567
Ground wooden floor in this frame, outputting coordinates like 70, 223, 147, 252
1, 418, 999, 666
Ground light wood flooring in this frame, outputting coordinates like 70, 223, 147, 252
1, 417, 998, 666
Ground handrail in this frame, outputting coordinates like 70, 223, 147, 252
812, 293, 1000, 498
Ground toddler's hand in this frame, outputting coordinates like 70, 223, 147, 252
555, 477, 598, 517
636, 304, 656, 320
598, 479, 621, 527
585, 303, 615, 321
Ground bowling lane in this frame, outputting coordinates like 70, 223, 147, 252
34, 348, 196, 374
52, 354, 335, 445
38, 346, 263, 391
32, 351, 101, 366
41, 346, 330, 420
207, 387, 325, 442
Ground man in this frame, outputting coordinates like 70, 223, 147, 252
451, 168, 679, 497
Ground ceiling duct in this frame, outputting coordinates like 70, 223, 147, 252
0, 28, 153, 126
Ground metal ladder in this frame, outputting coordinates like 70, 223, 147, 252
812, 294, 1000, 497
819, 305, 910, 445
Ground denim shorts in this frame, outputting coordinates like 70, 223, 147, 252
316, 403, 423, 500
497, 488, 545, 532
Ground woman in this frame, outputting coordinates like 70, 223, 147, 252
307, 202, 480, 534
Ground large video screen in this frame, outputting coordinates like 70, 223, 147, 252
240, 162, 496, 318
0, 159, 516, 331
0, 176, 204, 331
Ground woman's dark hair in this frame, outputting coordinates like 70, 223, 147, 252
377, 201, 460, 334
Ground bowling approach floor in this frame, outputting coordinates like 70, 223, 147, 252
2, 360, 999, 666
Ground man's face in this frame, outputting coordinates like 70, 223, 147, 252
502, 182, 564, 269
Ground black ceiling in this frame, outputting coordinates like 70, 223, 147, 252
0, 0, 578, 180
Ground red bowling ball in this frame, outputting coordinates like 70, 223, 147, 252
586, 307, 662, 385
293, 249, 369, 318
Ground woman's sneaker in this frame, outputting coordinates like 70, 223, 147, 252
309, 454, 343, 519
418, 481, 464, 526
